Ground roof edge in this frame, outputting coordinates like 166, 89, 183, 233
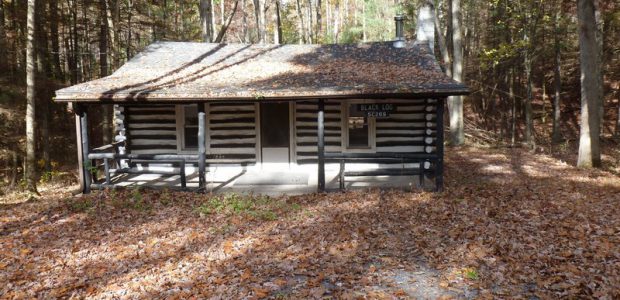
54, 89, 471, 103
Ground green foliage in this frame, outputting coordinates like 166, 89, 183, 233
194, 193, 302, 221
159, 188, 172, 206
67, 198, 95, 213
464, 268, 479, 280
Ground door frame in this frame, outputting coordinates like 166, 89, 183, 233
255, 102, 296, 166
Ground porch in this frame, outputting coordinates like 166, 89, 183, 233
93, 163, 428, 195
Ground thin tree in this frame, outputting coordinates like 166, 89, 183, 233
296, 0, 307, 43
100, 0, 111, 144
448, 0, 464, 145
215, 0, 240, 43
0, 0, 7, 74
274, 0, 283, 44
552, 9, 562, 143
577, 0, 601, 168
316, 0, 322, 41
25, 0, 38, 194
242, 0, 248, 42
433, 1, 451, 76
252, 0, 266, 43
200, 0, 214, 42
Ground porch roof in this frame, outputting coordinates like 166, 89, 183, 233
55, 41, 469, 103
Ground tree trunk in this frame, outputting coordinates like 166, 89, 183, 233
359, 2, 364, 40
552, 11, 562, 143
524, 46, 535, 148
220, 0, 225, 25
0, 0, 7, 74
332, 1, 339, 42
274, 0, 283, 44
126, 0, 133, 60
105, 0, 117, 69
33, 0, 50, 175
510, 68, 517, 145
242, 0, 248, 42
252, 0, 265, 43
200, 0, 214, 42
595, 2, 604, 135
577, 0, 601, 168
296, 0, 307, 43
433, 4, 451, 77
10, 149, 19, 188
448, 0, 464, 145
25, 0, 38, 193
316, 0, 322, 41
259, 0, 266, 43
100, 0, 111, 144
48, 0, 62, 80
306, 0, 313, 43
215, 0, 240, 43
616, 90, 620, 138
69, 0, 79, 84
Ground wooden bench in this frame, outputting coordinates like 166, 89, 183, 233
325, 153, 441, 192
88, 153, 196, 190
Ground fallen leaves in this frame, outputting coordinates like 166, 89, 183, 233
1, 146, 620, 298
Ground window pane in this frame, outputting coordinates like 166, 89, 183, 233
183, 105, 199, 149
185, 127, 198, 149
348, 103, 370, 148
184, 105, 198, 126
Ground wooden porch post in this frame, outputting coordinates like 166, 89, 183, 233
317, 99, 326, 192
436, 98, 445, 191
198, 104, 206, 190
74, 104, 92, 194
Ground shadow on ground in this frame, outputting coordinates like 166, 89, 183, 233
1, 146, 619, 299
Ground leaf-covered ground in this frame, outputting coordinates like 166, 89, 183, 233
1, 146, 619, 299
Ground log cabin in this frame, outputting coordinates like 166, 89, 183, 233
55, 3, 468, 194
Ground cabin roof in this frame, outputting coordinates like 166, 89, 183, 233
55, 41, 469, 102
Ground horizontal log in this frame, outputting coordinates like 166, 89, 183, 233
210, 134, 256, 140
376, 137, 425, 142
297, 125, 341, 131
210, 118, 256, 124
324, 152, 438, 159
128, 114, 175, 120
296, 132, 341, 138
88, 153, 199, 160
130, 135, 177, 140
209, 126, 256, 131
210, 143, 256, 148
129, 130, 177, 135
127, 119, 176, 124
376, 146, 426, 152
209, 113, 255, 120
110, 168, 182, 176
210, 110, 255, 115
131, 139, 177, 146
209, 148, 257, 154
376, 141, 427, 147
343, 169, 425, 177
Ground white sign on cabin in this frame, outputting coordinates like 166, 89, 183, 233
356, 103, 396, 118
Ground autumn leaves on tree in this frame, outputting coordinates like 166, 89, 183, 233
0, 0, 617, 188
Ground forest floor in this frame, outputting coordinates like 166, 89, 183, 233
1, 146, 619, 299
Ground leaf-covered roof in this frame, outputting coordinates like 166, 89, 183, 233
55, 41, 468, 102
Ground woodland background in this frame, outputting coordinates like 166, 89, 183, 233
0, 0, 619, 191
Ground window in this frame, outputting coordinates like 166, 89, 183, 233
344, 103, 375, 150
178, 104, 199, 150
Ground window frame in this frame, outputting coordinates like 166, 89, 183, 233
341, 100, 376, 153
175, 104, 201, 153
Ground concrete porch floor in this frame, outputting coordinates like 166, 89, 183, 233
103, 164, 430, 195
